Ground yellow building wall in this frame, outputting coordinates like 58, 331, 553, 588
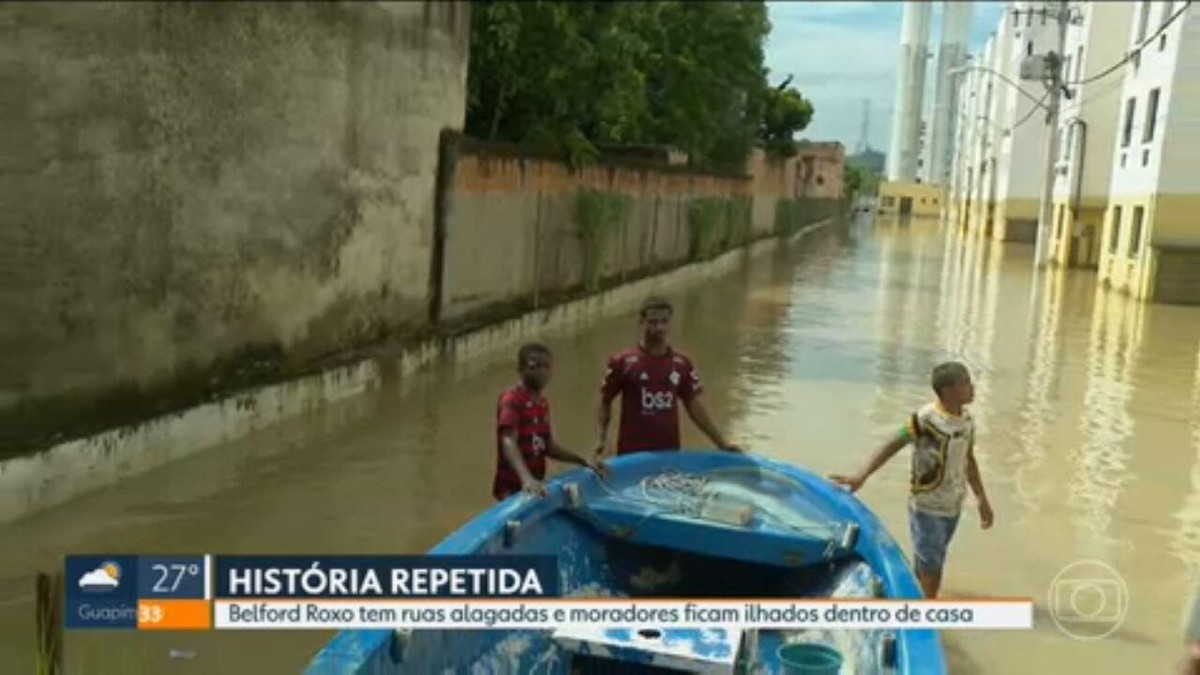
1099, 193, 1200, 302
877, 182, 943, 218
991, 198, 1040, 242
1048, 198, 1107, 268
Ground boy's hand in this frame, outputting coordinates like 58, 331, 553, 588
719, 442, 744, 454
586, 458, 610, 479
590, 441, 607, 460
828, 473, 865, 493
522, 479, 548, 498
978, 497, 994, 529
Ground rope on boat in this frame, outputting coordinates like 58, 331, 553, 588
586, 469, 845, 540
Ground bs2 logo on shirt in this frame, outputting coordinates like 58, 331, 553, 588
641, 389, 675, 411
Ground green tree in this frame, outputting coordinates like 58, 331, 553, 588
464, 1, 781, 171
760, 85, 814, 158
844, 164, 864, 198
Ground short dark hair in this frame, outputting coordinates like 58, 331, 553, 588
639, 296, 673, 319
931, 361, 970, 396
517, 342, 551, 368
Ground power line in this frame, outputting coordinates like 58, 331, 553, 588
1008, 91, 1051, 132
1062, 1, 1192, 86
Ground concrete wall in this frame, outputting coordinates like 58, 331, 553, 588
795, 143, 846, 200
1, 1, 470, 454
437, 140, 826, 326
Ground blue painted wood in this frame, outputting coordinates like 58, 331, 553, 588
304, 451, 947, 674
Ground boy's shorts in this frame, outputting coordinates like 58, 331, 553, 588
909, 505, 961, 576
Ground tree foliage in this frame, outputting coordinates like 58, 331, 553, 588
843, 164, 879, 199
760, 86, 814, 158
465, 1, 807, 170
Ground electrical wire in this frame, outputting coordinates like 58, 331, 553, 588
957, 65, 1051, 113
1007, 90, 1052, 133
1062, 0, 1193, 86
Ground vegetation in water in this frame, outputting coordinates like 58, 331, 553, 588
35, 572, 63, 675
688, 198, 730, 261
774, 198, 799, 237
575, 190, 632, 292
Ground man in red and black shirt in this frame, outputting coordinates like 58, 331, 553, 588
494, 343, 608, 500
592, 297, 742, 458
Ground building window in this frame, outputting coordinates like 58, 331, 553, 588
1129, 206, 1144, 257
1109, 206, 1123, 254
1144, 88, 1160, 142
1122, 97, 1137, 147
1056, 205, 1065, 239
881, 196, 896, 208
1143, 149, 1150, 166
1063, 56, 1073, 86
1076, 45, 1084, 81
1136, 2, 1151, 44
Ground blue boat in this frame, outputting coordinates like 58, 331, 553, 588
305, 451, 947, 674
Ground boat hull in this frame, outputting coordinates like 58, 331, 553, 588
306, 451, 947, 674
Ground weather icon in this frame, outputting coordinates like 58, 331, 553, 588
78, 561, 121, 591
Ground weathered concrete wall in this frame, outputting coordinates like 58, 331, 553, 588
1, 1, 469, 454
0, 219, 835, 524
437, 140, 827, 326
795, 142, 847, 200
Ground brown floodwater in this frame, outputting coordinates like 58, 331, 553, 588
1, 214, 1197, 673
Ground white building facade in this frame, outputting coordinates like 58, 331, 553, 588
950, 10, 1017, 239
991, 1, 1062, 242
1100, 1, 1200, 303
1047, 1, 1135, 269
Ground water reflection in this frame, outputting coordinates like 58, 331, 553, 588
1010, 268, 1065, 517
1172, 346, 1200, 572
3, 215, 1200, 673
1072, 287, 1140, 555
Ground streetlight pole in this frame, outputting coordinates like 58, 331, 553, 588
1029, 0, 1071, 269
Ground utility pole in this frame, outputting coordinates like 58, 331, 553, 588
1026, 0, 1071, 269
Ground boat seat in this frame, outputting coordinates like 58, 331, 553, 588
552, 625, 743, 675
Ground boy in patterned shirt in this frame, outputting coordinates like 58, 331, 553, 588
493, 343, 608, 501
830, 361, 994, 598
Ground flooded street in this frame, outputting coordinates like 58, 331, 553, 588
2, 215, 1198, 673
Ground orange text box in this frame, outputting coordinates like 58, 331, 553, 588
138, 599, 211, 630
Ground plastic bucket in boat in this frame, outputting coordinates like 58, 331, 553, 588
776, 643, 843, 674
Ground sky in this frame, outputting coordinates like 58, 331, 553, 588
765, 1, 1007, 154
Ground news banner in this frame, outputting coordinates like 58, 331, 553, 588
64, 555, 1033, 631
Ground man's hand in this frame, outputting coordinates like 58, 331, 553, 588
978, 497, 994, 529
586, 458, 611, 479
522, 479, 548, 498
828, 472, 866, 493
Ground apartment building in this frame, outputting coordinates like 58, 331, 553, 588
991, 1, 1062, 242
965, 30, 1007, 237
1047, 1, 1135, 268
1100, 1, 1200, 303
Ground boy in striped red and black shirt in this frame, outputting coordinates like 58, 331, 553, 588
493, 343, 608, 500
